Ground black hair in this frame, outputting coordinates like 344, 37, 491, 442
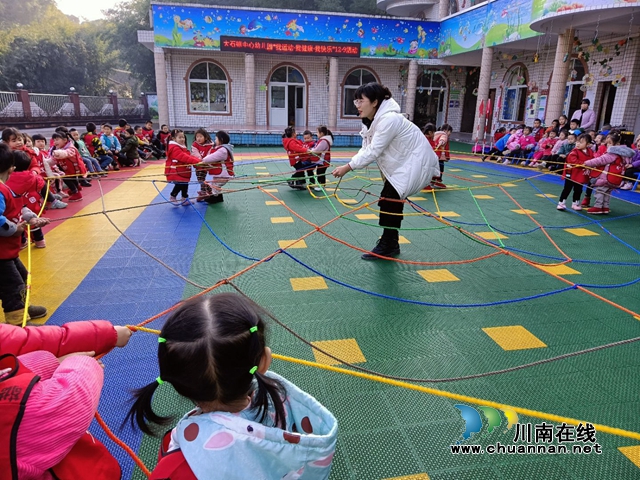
118, 118, 128, 128
317, 125, 334, 140
0, 143, 14, 173
69, 128, 78, 133
302, 130, 313, 137
1, 128, 21, 144
282, 126, 295, 139
86, 122, 97, 133
567, 132, 577, 140
134, 125, 142, 131
558, 128, 569, 137
103, 123, 113, 130
495, 127, 506, 133
12, 150, 31, 172
607, 130, 621, 145
569, 119, 579, 125
160, 124, 168, 129
145, 119, 153, 125
534, 118, 542, 123
523, 126, 532, 134
354, 83, 392, 125
509, 127, 517, 132
551, 119, 559, 125
439, 123, 453, 133
423, 123, 436, 135
169, 129, 184, 141
215, 130, 230, 145
559, 115, 568, 123
125, 127, 135, 136
32, 134, 46, 142
51, 130, 79, 150
577, 133, 592, 144
51, 132, 70, 142
125, 293, 287, 436
194, 128, 213, 144
581, 98, 590, 106
54, 126, 68, 134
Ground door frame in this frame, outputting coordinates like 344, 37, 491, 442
414, 70, 450, 129
265, 63, 309, 129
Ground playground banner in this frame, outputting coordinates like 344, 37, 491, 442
152, 4, 440, 59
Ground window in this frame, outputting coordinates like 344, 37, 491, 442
188, 61, 229, 113
501, 65, 527, 122
343, 68, 377, 116
270, 66, 305, 84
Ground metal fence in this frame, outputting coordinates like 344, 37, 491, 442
79, 95, 111, 116
29, 93, 70, 117
118, 98, 144, 117
0, 92, 21, 117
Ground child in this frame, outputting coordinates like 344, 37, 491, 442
547, 130, 569, 172
120, 128, 141, 167
51, 132, 87, 202
557, 133, 593, 211
302, 130, 318, 188
621, 137, 640, 190
553, 132, 577, 173
309, 126, 333, 192
1, 319, 131, 479
1, 128, 39, 174
423, 123, 437, 148
126, 293, 337, 479
70, 128, 104, 176
191, 128, 215, 201
114, 118, 128, 144
592, 134, 607, 156
503, 128, 523, 164
201, 130, 235, 204
134, 125, 158, 160
583, 131, 635, 214
142, 120, 165, 156
532, 130, 557, 168
85, 122, 115, 171
164, 129, 201, 206
158, 124, 172, 151
100, 124, 122, 170
532, 118, 545, 142
5, 151, 47, 248
0, 145, 49, 324
282, 127, 312, 190
484, 127, 514, 162
568, 119, 582, 136
31, 134, 68, 209
519, 126, 537, 165
431, 123, 452, 188
546, 119, 559, 135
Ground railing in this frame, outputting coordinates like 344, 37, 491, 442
0, 92, 21, 117
118, 98, 144, 117
79, 95, 111, 116
29, 93, 69, 117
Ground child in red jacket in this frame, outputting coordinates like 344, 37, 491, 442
164, 129, 201, 206
431, 124, 452, 189
191, 128, 214, 202
557, 133, 594, 211
282, 127, 312, 190
51, 132, 88, 202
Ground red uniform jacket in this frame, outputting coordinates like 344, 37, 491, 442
282, 137, 310, 166
52, 143, 87, 176
158, 131, 171, 148
207, 145, 235, 176
563, 148, 593, 184
0, 182, 23, 260
164, 142, 201, 182
6, 171, 45, 214
18, 147, 41, 176
191, 142, 213, 174
141, 127, 155, 142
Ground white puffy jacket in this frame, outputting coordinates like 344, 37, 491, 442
348, 98, 439, 198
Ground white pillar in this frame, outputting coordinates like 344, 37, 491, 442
439, 0, 449, 19
546, 30, 574, 124
245, 54, 256, 127
328, 57, 339, 130
473, 46, 493, 141
153, 47, 169, 127
405, 60, 418, 121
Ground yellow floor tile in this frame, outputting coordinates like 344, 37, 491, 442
265, 200, 283, 206
256, 172, 270, 176
254, 166, 267, 169
278, 240, 307, 249
407, 196, 427, 201
384, 475, 430, 480
271, 216, 294, 223
482, 325, 547, 351
356, 214, 379, 220
471, 174, 487, 178
370, 177, 383, 181
398, 236, 411, 244
502, 183, 517, 187
473, 195, 494, 199
564, 228, 599, 237
475, 231, 508, 240
340, 198, 358, 204
619, 446, 640, 468
290, 276, 328, 291
311, 338, 366, 365
535, 193, 557, 198
449, 168, 462, 172
417, 269, 460, 282
435, 211, 460, 217
263, 188, 278, 192
511, 209, 537, 215
538, 264, 581, 275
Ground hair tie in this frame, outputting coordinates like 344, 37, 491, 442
156, 377, 164, 385
158, 337, 166, 343
249, 366, 258, 375
249, 326, 258, 333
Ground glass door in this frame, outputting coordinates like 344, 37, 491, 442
270, 85, 287, 127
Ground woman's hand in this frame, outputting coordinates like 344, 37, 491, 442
332, 164, 352, 178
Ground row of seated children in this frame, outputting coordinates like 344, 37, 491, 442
165, 128, 235, 206
114, 118, 168, 160
281, 126, 333, 191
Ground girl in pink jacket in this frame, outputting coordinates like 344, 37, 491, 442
503, 129, 523, 164
530, 131, 557, 167
0, 321, 131, 480
519, 126, 537, 166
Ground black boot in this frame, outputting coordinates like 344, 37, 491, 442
206, 194, 224, 204
361, 236, 400, 260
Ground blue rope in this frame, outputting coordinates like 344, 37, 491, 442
578, 277, 640, 289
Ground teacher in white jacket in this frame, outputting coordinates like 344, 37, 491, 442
333, 83, 439, 260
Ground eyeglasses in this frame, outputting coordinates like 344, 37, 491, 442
353, 99, 365, 107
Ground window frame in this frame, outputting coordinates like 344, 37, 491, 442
500, 65, 528, 123
340, 66, 380, 119
185, 60, 232, 116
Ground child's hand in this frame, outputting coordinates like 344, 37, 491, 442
115, 326, 132, 348
28, 217, 50, 228
13, 221, 26, 236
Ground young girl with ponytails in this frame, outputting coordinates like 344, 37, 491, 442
164, 129, 201, 206
200, 130, 235, 204
126, 293, 337, 480
190, 128, 214, 202
309, 125, 333, 191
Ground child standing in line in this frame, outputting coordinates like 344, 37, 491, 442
126, 293, 337, 480
431, 123, 452, 188
282, 127, 312, 190
201, 130, 235, 204
557, 133, 593, 211
191, 128, 215, 202
165, 129, 201, 206
0, 145, 49, 325
51, 132, 87, 202
309, 126, 333, 192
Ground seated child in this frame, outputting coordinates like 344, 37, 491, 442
201, 130, 234, 204
519, 126, 537, 165
158, 125, 172, 151
484, 127, 514, 162
164, 129, 201, 206
532, 130, 557, 168
503, 128, 523, 164
1, 320, 131, 479
120, 128, 142, 167
70, 128, 104, 176
557, 133, 593, 211
142, 120, 165, 157
568, 119, 582, 136
126, 293, 337, 480
31, 134, 67, 209
51, 132, 88, 202
547, 129, 569, 172
100, 124, 122, 171
532, 118, 545, 143
84, 122, 115, 171
553, 132, 577, 173
302, 130, 319, 188
282, 127, 312, 190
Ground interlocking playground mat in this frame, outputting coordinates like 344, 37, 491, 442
15, 147, 640, 480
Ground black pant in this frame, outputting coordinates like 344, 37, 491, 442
292, 161, 308, 183
379, 180, 403, 241
170, 182, 189, 198
559, 177, 583, 202
0, 257, 28, 313
22, 228, 44, 244
316, 166, 328, 185
63, 178, 79, 194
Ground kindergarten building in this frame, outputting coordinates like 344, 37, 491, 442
139, 0, 640, 140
